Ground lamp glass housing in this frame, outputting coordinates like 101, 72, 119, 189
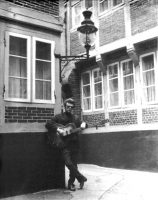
78, 32, 96, 47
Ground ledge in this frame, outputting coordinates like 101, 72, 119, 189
83, 123, 158, 134
0, 123, 47, 134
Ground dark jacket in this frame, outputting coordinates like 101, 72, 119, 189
45, 112, 82, 150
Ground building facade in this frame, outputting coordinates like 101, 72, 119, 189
0, 0, 65, 198
64, 0, 158, 172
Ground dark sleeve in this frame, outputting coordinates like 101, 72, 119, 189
74, 115, 82, 128
45, 114, 61, 132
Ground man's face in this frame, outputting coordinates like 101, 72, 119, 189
65, 102, 74, 114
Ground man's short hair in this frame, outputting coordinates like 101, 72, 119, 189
64, 98, 75, 108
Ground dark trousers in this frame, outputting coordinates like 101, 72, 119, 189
62, 148, 84, 184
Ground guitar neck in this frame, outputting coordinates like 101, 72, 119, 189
71, 127, 82, 134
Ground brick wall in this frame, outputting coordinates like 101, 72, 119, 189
83, 113, 105, 128
99, 8, 125, 46
5, 106, 54, 123
68, 68, 82, 118
142, 107, 158, 124
70, 31, 85, 56
109, 110, 137, 126
130, 0, 158, 35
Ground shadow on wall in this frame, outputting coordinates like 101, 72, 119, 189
62, 83, 73, 100
0, 135, 2, 195
0, 132, 65, 198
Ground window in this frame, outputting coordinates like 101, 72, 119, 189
5, 32, 55, 104
108, 63, 119, 107
99, 0, 123, 13
72, 0, 94, 28
93, 69, 103, 109
99, 0, 109, 13
140, 53, 156, 103
82, 71, 91, 111
72, 1, 82, 27
107, 60, 135, 108
121, 60, 135, 105
85, 0, 93, 9
112, 0, 123, 6
8, 34, 29, 100
82, 68, 104, 111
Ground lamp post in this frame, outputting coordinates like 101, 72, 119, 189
56, 10, 98, 82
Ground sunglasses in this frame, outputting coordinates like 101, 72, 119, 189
66, 105, 74, 109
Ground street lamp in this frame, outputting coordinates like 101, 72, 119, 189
56, 10, 98, 82
77, 10, 98, 59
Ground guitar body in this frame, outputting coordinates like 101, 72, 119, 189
57, 123, 81, 136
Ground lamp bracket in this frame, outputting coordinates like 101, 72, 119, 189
55, 53, 87, 82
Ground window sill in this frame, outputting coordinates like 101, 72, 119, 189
82, 122, 158, 134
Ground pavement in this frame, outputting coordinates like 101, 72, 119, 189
1, 164, 158, 200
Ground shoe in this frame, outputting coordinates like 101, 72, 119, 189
68, 182, 76, 191
79, 177, 87, 189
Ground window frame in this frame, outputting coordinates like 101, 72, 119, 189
5, 32, 31, 102
81, 68, 104, 112
5, 32, 55, 104
107, 59, 136, 109
120, 59, 136, 107
81, 70, 92, 112
32, 37, 55, 104
71, 1, 83, 29
99, 0, 124, 15
140, 52, 157, 105
107, 62, 120, 109
92, 68, 104, 111
71, 0, 94, 30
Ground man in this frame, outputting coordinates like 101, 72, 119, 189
45, 98, 87, 191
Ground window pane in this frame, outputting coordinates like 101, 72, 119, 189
9, 78, 27, 98
74, 3, 81, 26
9, 35, 28, 99
94, 70, 102, 83
82, 73, 90, 85
110, 93, 119, 106
36, 41, 51, 60
124, 76, 134, 90
85, 0, 92, 8
143, 87, 155, 102
124, 90, 135, 105
83, 85, 90, 97
95, 83, 102, 95
143, 71, 155, 86
113, 0, 122, 6
109, 64, 118, 78
9, 57, 27, 77
95, 96, 102, 109
83, 98, 91, 110
109, 79, 118, 92
123, 61, 133, 75
108, 64, 119, 107
36, 61, 51, 80
10, 36, 27, 57
36, 81, 51, 100
142, 54, 155, 102
99, 0, 108, 12
142, 55, 154, 71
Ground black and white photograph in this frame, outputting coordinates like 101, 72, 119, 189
0, 0, 158, 199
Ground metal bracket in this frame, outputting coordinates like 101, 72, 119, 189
55, 53, 87, 82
